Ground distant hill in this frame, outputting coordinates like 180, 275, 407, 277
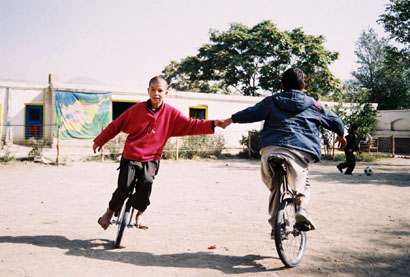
0, 77, 34, 83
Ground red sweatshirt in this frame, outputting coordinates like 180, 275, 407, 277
94, 101, 214, 161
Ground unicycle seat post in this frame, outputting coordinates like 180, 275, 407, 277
268, 155, 307, 268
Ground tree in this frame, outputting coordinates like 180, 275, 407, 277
332, 94, 377, 141
350, 29, 387, 102
162, 20, 341, 98
377, 0, 410, 66
349, 28, 410, 110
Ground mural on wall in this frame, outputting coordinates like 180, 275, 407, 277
55, 90, 112, 139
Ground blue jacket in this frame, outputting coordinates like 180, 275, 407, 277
232, 90, 345, 162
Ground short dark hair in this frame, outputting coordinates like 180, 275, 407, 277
281, 68, 305, 90
148, 76, 168, 88
351, 124, 359, 131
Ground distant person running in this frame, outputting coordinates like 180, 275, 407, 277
93, 76, 223, 230
220, 68, 346, 236
337, 124, 361, 175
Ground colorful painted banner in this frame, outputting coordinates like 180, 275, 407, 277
55, 90, 112, 139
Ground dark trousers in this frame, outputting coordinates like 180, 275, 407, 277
338, 151, 356, 174
108, 158, 160, 213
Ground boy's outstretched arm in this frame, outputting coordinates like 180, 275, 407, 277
93, 142, 102, 154
334, 135, 347, 150
213, 119, 224, 128
219, 118, 233, 129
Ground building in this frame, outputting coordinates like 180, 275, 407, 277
373, 110, 410, 154
1, 75, 409, 158
0, 75, 263, 157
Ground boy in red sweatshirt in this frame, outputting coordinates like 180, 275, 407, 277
94, 76, 222, 229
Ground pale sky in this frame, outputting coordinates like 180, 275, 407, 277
0, 0, 390, 89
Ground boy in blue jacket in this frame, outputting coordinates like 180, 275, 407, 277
221, 68, 346, 236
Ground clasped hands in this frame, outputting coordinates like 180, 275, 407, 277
214, 118, 233, 129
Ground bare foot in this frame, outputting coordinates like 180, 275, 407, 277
135, 211, 148, 230
98, 208, 114, 230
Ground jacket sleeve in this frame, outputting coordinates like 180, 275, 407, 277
316, 104, 345, 136
170, 109, 214, 137
231, 97, 271, 123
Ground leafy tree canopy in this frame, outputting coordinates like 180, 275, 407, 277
347, 28, 410, 110
162, 20, 341, 99
377, 0, 410, 68
377, 0, 410, 65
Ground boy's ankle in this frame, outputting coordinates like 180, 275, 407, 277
295, 195, 305, 207
106, 208, 114, 216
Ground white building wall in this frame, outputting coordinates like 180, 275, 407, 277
0, 88, 6, 137
110, 89, 264, 148
5, 79, 407, 152
0, 82, 48, 143
166, 90, 263, 148
0, 80, 264, 149
374, 109, 410, 138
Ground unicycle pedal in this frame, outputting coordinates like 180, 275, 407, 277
294, 222, 311, 232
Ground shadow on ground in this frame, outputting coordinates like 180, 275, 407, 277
0, 235, 282, 274
305, 223, 410, 276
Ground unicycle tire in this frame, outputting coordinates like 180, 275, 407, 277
274, 198, 307, 267
114, 204, 131, 248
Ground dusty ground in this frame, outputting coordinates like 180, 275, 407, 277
0, 157, 409, 276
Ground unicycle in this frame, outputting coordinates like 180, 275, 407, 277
111, 184, 137, 248
112, 202, 135, 248
268, 156, 307, 268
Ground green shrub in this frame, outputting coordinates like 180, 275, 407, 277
104, 133, 225, 160
105, 133, 127, 160
162, 139, 177, 160
356, 153, 391, 162
239, 130, 261, 159
322, 153, 345, 161
179, 134, 225, 159
322, 152, 391, 162
27, 138, 46, 159
0, 146, 15, 163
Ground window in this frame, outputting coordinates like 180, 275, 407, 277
189, 106, 208, 119
112, 101, 138, 120
25, 104, 44, 139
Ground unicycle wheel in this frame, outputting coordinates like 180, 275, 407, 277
274, 198, 307, 267
114, 204, 131, 248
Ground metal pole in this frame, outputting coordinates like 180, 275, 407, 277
175, 137, 179, 161
3, 88, 10, 144
101, 125, 105, 162
392, 134, 395, 157
248, 131, 251, 159
48, 74, 57, 146
56, 124, 61, 165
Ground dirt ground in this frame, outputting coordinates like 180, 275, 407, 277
1, 156, 409, 277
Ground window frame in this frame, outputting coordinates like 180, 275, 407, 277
24, 103, 44, 140
112, 100, 139, 120
188, 105, 208, 120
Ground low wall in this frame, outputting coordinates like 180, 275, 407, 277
378, 137, 410, 155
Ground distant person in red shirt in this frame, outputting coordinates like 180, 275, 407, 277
93, 76, 223, 230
